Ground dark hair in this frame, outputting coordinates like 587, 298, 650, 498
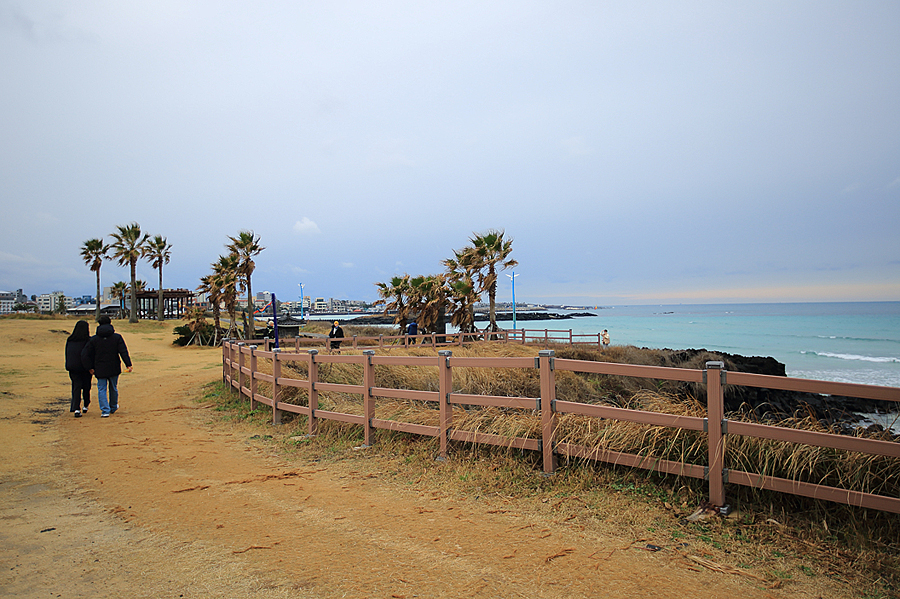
97, 315, 112, 325
68, 320, 90, 342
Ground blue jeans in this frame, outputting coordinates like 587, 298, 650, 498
97, 375, 120, 415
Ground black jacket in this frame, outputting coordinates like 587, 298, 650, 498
82, 324, 132, 379
65, 339, 89, 372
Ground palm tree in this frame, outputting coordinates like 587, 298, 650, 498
110, 223, 150, 323
80, 238, 109, 321
213, 254, 240, 339
407, 274, 448, 336
464, 229, 517, 332
183, 305, 208, 346
143, 235, 172, 321
374, 274, 412, 335
443, 249, 480, 334
111, 281, 128, 317
226, 231, 264, 339
197, 273, 222, 344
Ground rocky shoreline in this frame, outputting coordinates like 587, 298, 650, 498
345, 312, 596, 326
301, 316, 898, 438
664, 348, 899, 439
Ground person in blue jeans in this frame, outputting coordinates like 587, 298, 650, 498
81, 315, 133, 417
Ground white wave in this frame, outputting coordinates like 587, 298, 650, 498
802, 350, 900, 364
854, 412, 900, 435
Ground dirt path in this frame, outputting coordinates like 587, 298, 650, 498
0, 319, 846, 598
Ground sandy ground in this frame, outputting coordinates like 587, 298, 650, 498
0, 318, 853, 598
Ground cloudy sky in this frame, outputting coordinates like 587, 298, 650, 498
2, 1, 898, 307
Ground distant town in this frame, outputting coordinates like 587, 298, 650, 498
0, 287, 592, 319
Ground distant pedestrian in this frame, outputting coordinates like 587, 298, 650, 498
65, 320, 92, 417
82, 315, 133, 418
328, 321, 344, 352
601, 329, 610, 350
406, 321, 418, 344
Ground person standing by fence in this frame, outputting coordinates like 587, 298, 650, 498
65, 320, 92, 417
602, 329, 610, 350
406, 321, 418, 344
82, 315, 133, 418
328, 320, 344, 352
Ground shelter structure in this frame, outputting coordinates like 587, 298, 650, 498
136, 288, 194, 320
260, 313, 307, 339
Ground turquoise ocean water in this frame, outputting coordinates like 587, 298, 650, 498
505, 302, 900, 389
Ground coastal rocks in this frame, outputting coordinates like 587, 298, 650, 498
663, 348, 898, 440
350, 312, 596, 325
474, 312, 597, 322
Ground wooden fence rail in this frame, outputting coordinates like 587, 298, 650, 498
222, 340, 900, 514
254, 327, 602, 351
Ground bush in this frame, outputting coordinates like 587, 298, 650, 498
172, 323, 218, 346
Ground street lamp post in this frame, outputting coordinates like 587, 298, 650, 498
506, 271, 520, 329
298, 283, 305, 321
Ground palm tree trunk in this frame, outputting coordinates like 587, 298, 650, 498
129, 261, 138, 323
488, 285, 498, 332
95, 271, 101, 322
157, 267, 164, 320
247, 277, 254, 340
212, 306, 221, 345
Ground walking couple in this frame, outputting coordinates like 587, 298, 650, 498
65, 315, 133, 418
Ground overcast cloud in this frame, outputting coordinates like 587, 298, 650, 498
2, 1, 898, 306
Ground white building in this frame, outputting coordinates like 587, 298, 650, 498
0, 289, 27, 314
255, 291, 273, 306
37, 291, 76, 313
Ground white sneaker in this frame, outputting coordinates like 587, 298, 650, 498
101, 413, 110, 418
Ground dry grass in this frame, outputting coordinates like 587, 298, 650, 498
218, 342, 900, 597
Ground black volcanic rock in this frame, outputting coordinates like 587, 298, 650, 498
664, 348, 896, 433
350, 312, 596, 325
473, 312, 596, 321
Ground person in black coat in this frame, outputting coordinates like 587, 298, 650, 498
328, 321, 344, 352
65, 320, 92, 417
82, 315, 133, 418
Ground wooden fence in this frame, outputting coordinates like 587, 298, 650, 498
223, 340, 900, 514
259, 327, 604, 351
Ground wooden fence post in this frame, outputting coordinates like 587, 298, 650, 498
222, 340, 228, 385
307, 349, 319, 436
272, 348, 281, 425
539, 349, 557, 474
226, 340, 235, 385
438, 350, 453, 459
363, 350, 375, 446
249, 346, 258, 411
237, 343, 246, 402
706, 361, 726, 507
